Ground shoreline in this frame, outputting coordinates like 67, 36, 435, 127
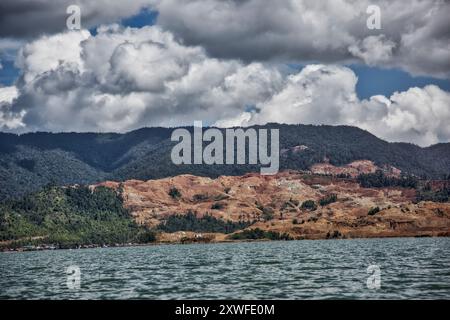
2, 233, 449, 254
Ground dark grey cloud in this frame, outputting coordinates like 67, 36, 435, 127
0, 0, 152, 38
153, 0, 450, 78
2, 0, 448, 78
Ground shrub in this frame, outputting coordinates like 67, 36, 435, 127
193, 193, 209, 202
136, 230, 156, 243
158, 211, 251, 233
358, 170, 418, 189
301, 200, 317, 211
319, 194, 337, 206
168, 187, 181, 199
326, 230, 342, 239
415, 183, 450, 203
228, 228, 292, 241
211, 202, 225, 210
368, 207, 380, 215
262, 207, 274, 221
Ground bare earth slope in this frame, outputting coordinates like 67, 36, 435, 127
97, 171, 450, 243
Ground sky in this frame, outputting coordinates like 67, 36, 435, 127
0, 0, 449, 147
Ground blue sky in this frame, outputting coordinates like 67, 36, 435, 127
0, 60, 18, 86
349, 65, 450, 100
121, 8, 158, 28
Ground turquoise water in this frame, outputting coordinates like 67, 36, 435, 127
0, 238, 449, 299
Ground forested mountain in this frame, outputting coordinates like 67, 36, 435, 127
0, 185, 155, 249
1, 124, 449, 200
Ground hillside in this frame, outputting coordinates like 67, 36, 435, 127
101, 173, 450, 241
1, 124, 450, 200
0, 185, 155, 249
2, 172, 449, 250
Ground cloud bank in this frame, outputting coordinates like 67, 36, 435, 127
153, 0, 450, 78
0, 1, 449, 147
2, 26, 282, 132
215, 65, 450, 147
0, 0, 152, 38
0, 25, 449, 147
1, 0, 449, 78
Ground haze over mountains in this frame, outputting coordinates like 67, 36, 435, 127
1, 123, 449, 200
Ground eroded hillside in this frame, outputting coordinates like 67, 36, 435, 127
97, 171, 450, 243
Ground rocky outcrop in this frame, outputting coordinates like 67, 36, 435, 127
310, 160, 401, 178
96, 171, 450, 242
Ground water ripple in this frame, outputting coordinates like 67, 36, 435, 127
0, 238, 449, 299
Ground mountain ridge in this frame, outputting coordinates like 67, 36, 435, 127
1, 123, 449, 201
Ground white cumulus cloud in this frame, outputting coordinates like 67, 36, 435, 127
3, 24, 450, 147
215, 65, 450, 147
8, 26, 283, 132
0, 85, 25, 129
